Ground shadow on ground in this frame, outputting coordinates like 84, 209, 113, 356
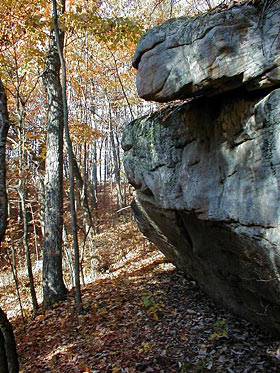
13, 254, 280, 372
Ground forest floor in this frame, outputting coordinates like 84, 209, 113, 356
1, 219, 280, 373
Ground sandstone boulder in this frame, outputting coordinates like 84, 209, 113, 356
122, 88, 280, 334
133, 1, 280, 102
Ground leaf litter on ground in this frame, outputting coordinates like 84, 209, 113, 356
1, 220, 279, 372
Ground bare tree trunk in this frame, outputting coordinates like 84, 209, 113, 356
30, 202, 39, 262
0, 78, 19, 372
99, 138, 103, 189
0, 80, 8, 243
0, 328, 9, 372
52, 0, 83, 313
10, 247, 25, 324
0, 308, 19, 373
17, 105, 38, 312
103, 137, 108, 206
63, 224, 74, 288
18, 187, 38, 312
38, 175, 45, 237
90, 142, 98, 208
72, 153, 92, 230
108, 100, 124, 209
42, 12, 67, 307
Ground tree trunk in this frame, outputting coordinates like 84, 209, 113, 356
90, 142, 98, 209
0, 78, 19, 372
108, 100, 124, 209
103, 137, 108, 206
0, 80, 9, 243
0, 308, 19, 373
17, 103, 38, 312
0, 327, 9, 372
72, 152, 93, 230
51, 0, 83, 313
42, 19, 67, 307
18, 187, 38, 312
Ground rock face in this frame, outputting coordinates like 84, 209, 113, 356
123, 2, 280, 334
123, 88, 280, 334
133, 1, 280, 102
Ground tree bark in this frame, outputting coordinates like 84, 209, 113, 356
51, 0, 83, 313
0, 308, 19, 373
0, 78, 19, 372
42, 16, 67, 307
0, 327, 9, 372
72, 152, 93, 230
16, 102, 38, 312
0, 80, 9, 243
108, 100, 124, 209
18, 186, 38, 312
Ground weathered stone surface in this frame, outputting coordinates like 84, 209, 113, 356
122, 88, 280, 334
133, 2, 280, 102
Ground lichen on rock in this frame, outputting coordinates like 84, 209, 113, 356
123, 88, 280, 334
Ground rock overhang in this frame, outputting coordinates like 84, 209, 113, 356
122, 87, 280, 334
133, 1, 280, 102
123, 0, 280, 335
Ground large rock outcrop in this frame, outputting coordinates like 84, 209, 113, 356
133, 1, 280, 102
123, 1, 280, 334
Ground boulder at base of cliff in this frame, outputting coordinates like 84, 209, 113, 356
122, 88, 280, 335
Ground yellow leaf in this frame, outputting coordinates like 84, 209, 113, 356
152, 313, 159, 321
144, 342, 149, 352
80, 367, 90, 372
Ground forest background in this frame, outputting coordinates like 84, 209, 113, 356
0, 0, 220, 313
